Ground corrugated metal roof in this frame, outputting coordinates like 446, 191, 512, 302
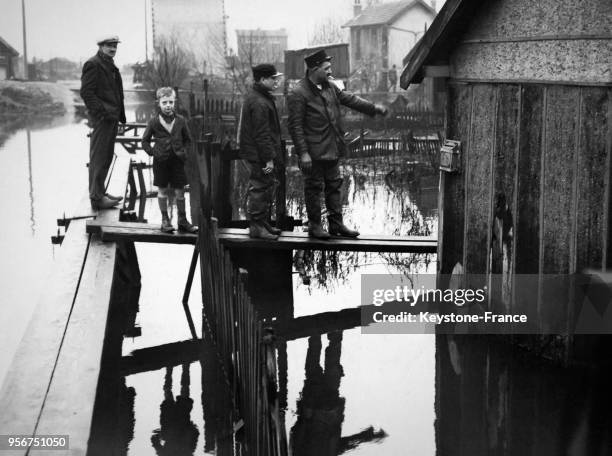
343, 0, 435, 28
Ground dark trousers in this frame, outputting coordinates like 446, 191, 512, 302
89, 119, 118, 201
304, 159, 343, 226
247, 162, 276, 221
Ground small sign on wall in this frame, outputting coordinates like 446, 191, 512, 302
440, 140, 461, 173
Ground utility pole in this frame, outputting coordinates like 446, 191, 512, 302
144, 0, 149, 61
21, 0, 29, 79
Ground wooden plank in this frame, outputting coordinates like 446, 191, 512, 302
515, 86, 544, 272
465, 84, 496, 276
0, 198, 91, 448
540, 85, 579, 334
100, 227, 198, 245
121, 339, 201, 376
439, 83, 471, 277
490, 84, 520, 313
88, 219, 437, 241
93, 224, 436, 251
35, 234, 116, 456
575, 87, 609, 271
513, 85, 544, 329
218, 233, 437, 253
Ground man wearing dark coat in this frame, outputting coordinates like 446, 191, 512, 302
239, 64, 284, 240
288, 49, 387, 239
80, 35, 126, 210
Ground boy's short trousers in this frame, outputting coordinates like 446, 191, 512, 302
153, 153, 187, 188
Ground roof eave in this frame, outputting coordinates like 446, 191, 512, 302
399, 0, 481, 88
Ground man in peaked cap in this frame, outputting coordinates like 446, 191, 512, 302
80, 35, 126, 210
288, 49, 388, 239
239, 63, 284, 239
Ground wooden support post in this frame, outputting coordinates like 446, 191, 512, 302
275, 140, 288, 229
201, 134, 214, 221
181, 240, 199, 340
135, 162, 148, 222
187, 115, 204, 224
127, 161, 138, 211
210, 140, 232, 226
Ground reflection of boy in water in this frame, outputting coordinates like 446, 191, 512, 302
291, 332, 345, 455
151, 364, 199, 456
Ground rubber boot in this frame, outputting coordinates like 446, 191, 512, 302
329, 222, 360, 238
308, 222, 331, 240
262, 220, 282, 235
177, 198, 198, 233
249, 221, 279, 240
161, 212, 175, 233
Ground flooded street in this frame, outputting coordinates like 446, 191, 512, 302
2, 110, 612, 456
0, 114, 89, 386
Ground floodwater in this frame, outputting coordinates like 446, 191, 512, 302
2, 108, 612, 456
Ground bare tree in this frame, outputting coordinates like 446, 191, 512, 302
219, 30, 286, 97
308, 17, 349, 46
144, 34, 195, 89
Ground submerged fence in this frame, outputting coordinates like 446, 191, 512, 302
198, 211, 286, 455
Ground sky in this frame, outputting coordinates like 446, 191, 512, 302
0, 0, 360, 66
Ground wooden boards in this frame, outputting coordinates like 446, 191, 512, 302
86, 219, 438, 253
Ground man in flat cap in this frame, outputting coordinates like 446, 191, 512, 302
239, 64, 284, 239
288, 49, 387, 239
80, 35, 126, 210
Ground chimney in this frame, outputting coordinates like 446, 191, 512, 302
353, 0, 362, 17
430, 0, 436, 11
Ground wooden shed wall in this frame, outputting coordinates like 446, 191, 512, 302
439, 82, 611, 332
447, 0, 611, 85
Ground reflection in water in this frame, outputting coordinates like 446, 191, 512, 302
436, 335, 612, 455
290, 332, 387, 455
26, 129, 35, 235
200, 336, 235, 455
151, 364, 200, 456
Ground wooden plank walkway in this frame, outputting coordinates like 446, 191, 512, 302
0, 153, 130, 456
86, 220, 438, 253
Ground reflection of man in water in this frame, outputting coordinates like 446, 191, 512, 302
151, 364, 199, 456
291, 332, 387, 455
291, 332, 345, 455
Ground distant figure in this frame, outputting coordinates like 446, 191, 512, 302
239, 64, 284, 240
388, 64, 398, 92
142, 87, 197, 234
80, 35, 126, 210
288, 49, 387, 239
360, 68, 370, 93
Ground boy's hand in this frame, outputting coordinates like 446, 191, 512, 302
299, 153, 312, 174
263, 160, 274, 174
374, 104, 388, 116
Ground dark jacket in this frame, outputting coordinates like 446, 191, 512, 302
80, 51, 126, 123
141, 114, 192, 161
288, 78, 376, 161
239, 83, 282, 163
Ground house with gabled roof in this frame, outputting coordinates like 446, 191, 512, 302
342, 0, 437, 90
0, 36, 19, 80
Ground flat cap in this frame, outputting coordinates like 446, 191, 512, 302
252, 63, 283, 80
97, 35, 121, 45
304, 49, 332, 68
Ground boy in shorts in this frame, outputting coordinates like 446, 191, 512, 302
142, 87, 197, 233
